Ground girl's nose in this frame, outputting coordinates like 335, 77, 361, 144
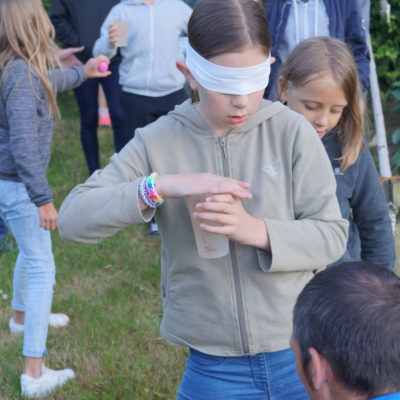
232, 95, 248, 108
314, 112, 329, 128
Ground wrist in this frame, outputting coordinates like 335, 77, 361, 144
244, 217, 270, 250
138, 172, 164, 208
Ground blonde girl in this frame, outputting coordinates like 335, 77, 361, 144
279, 36, 395, 270
59, 1, 348, 399
0, 0, 109, 397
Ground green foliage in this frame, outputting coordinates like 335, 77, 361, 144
43, 0, 52, 13
388, 81, 400, 173
370, 0, 400, 93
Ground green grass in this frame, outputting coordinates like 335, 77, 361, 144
0, 92, 399, 399
0, 92, 187, 399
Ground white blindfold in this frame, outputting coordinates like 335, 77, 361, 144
183, 38, 271, 95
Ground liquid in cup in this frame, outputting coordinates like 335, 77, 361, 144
112, 19, 128, 47
186, 194, 229, 259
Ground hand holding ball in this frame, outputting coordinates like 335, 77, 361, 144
98, 61, 109, 73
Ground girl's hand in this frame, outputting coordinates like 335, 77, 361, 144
56, 46, 84, 68
192, 194, 270, 249
38, 202, 58, 231
108, 23, 125, 47
156, 173, 252, 200
83, 56, 111, 78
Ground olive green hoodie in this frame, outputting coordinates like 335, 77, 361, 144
59, 99, 348, 356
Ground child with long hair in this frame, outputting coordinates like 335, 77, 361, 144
278, 36, 395, 271
59, 1, 348, 398
0, 0, 110, 397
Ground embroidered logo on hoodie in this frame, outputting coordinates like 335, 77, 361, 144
262, 160, 280, 179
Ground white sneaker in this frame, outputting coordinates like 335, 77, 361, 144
21, 365, 75, 398
9, 317, 25, 336
48, 313, 70, 328
9, 314, 70, 336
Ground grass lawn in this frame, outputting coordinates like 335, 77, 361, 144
0, 91, 399, 399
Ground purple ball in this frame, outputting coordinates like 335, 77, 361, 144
98, 61, 109, 73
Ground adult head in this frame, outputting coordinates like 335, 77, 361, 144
292, 262, 400, 400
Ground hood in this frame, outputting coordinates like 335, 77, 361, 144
168, 99, 286, 137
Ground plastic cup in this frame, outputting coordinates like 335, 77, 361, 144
186, 194, 229, 259
112, 19, 128, 47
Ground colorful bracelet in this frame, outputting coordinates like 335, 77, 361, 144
138, 172, 164, 208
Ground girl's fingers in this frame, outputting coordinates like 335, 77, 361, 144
193, 210, 234, 226
199, 223, 232, 236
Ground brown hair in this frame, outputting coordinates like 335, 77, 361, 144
188, 0, 271, 59
0, 0, 59, 115
279, 37, 364, 171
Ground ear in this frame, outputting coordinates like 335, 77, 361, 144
176, 61, 199, 90
307, 347, 333, 391
278, 76, 288, 102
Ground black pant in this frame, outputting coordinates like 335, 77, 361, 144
120, 89, 187, 137
74, 61, 130, 174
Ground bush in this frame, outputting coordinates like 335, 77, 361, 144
370, 0, 400, 93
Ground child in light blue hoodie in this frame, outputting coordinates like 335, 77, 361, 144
93, 0, 192, 137
93, 0, 192, 235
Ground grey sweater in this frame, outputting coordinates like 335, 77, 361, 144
59, 100, 348, 355
0, 59, 86, 206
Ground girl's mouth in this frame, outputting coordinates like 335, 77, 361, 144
228, 115, 247, 124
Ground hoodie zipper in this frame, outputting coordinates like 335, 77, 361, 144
218, 138, 250, 355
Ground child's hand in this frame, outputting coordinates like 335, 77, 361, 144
156, 173, 252, 200
83, 56, 111, 78
38, 202, 58, 231
55, 46, 84, 68
108, 22, 126, 47
192, 194, 270, 249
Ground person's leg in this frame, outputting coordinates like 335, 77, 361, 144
74, 79, 101, 175
153, 89, 187, 120
3, 182, 55, 363
98, 85, 111, 127
177, 348, 309, 400
120, 91, 161, 137
102, 61, 131, 152
0, 180, 74, 396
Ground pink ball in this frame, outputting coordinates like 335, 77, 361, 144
98, 61, 109, 73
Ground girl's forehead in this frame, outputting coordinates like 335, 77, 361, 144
292, 74, 348, 105
208, 46, 269, 68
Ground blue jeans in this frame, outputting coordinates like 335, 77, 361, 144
0, 216, 8, 238
0, 180, 55, 358
74, 60, 130, 174
177, 348, 309, 400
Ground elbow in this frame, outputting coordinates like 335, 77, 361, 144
332, 219, 350, 261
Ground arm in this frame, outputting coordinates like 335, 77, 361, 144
58, 133, 251, 243
50, 0, 80, 47
345, 1, 370, 91
50, 55, 111, 93
351, 147, 396, 270
260, 121, 349, 272
92, 8, 119, 59
4, 62, 53, 207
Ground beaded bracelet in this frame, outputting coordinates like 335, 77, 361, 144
138, 172, 164, 208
